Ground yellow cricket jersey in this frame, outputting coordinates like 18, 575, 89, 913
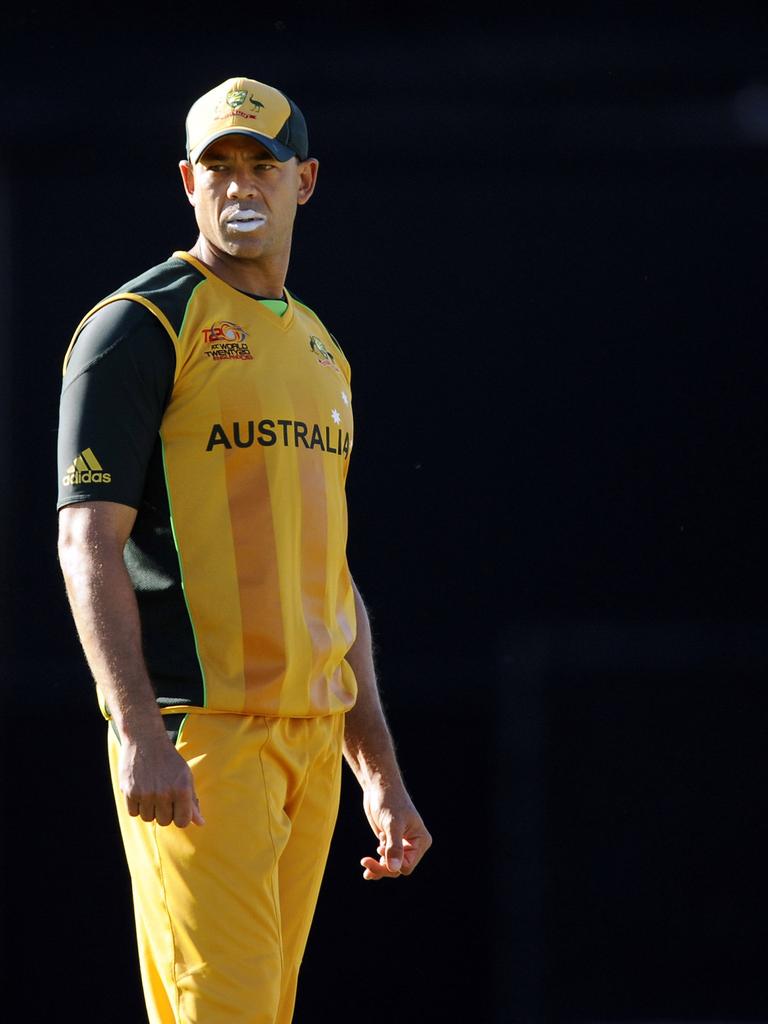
57, 251, 357, 718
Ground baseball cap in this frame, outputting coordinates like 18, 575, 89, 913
185, 77, 309, 163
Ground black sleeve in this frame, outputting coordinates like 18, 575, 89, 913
57, 299, 176, 511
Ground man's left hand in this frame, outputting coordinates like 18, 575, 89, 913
360, 784, 432, 880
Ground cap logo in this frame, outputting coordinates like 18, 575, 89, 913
187, 78, 307, 162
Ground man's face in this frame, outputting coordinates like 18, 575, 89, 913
179, 135, 318, 263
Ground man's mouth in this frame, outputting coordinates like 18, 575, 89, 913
225, 211, 267, 233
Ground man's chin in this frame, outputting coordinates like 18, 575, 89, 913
222, 238, 266, 260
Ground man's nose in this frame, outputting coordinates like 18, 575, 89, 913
226, 171, 259, 199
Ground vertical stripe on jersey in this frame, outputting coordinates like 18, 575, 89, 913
225, 435, 287, 713
161, 440, 208, 707
297, 450, 332, 716
261, 408, 314, 717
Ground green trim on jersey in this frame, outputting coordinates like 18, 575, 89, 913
175, 713, 190, 746
290, 294, 321, 321
259, 298, 288, 317
290, 295, 347, 357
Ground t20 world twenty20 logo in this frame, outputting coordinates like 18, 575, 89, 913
202, 321, 253, 361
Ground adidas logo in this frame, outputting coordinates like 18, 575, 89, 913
62, 448, 112, 486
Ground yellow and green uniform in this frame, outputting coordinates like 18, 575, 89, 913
58, 251, 357, 721
57, 252, 359, 1024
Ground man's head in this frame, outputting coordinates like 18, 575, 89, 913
185, 77, 309, 165
178, 77, 318, 287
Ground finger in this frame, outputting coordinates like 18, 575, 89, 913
138, 799, 156, 823
173, 792, 205, 828
360, 855, 400, 880
361, 858, 388, 880
384, 821, 404, 873
126, 796, 140, 818
191, 794, 205, 827
399, 830, 433, 875
171, 800, 192, 829
169, 789, 194, 828
154, 796, 174, 827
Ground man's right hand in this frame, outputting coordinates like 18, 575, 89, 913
119, 734, 205, 828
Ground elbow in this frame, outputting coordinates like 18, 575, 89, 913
57, 502, 134, 584
57, 514, 84, 580
57, 512, 75, 553
57, 506, 100, 579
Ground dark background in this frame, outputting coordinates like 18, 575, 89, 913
3, 9, 768, 1022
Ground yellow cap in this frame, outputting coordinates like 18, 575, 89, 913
185, 77, 308, 163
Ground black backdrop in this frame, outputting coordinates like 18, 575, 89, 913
3, 10, 768, 1023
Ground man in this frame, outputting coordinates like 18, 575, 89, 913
56, 76, 431, 1024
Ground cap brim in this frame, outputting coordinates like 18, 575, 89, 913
190, 128, 296, 163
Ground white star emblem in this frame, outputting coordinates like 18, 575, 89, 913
331, 408, 341, 424
341, 391, 349, 405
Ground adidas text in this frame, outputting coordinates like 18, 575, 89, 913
62, 469, 112, 485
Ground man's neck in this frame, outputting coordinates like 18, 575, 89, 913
188, 236, 289, 299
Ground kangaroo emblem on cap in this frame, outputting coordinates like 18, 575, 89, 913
249, 97, 265, 110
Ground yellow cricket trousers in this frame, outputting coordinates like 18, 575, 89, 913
108, 712, 345, 1024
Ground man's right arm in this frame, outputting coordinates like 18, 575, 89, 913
57, 500, 204, 829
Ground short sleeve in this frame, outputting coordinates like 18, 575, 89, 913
57, 299, 176, 510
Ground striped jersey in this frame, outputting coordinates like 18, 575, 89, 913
57, 251, 358, 719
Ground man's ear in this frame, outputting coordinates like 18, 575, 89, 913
297, 158, 319, 206
179, 160, 196, 206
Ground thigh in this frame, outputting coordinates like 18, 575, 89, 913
109, 714, 293, 1024
273, 715, 344, 1022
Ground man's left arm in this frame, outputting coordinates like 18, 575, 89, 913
343, 578, 432, 880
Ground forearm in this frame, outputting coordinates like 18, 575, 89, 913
343, 579, 431, 878
58, 515, 164, 742
343, 581, 406, 792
